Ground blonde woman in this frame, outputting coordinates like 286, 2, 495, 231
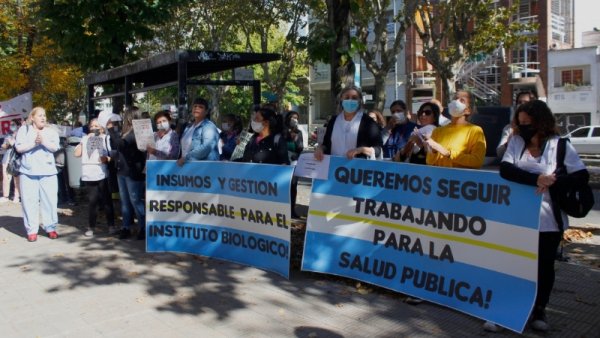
15, 107, 60, 242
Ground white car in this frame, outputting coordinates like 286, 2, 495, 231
565, 125, 600, 155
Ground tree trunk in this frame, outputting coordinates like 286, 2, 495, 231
439, 75, 457, 106
327, 0, 352, 111
373, 72, 386, 112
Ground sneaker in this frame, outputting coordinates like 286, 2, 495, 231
11, 197, 20, 203
48, 231, 58, 239
0, 197, 9, 203
27, 234, 38, 242
530, 311, 549, 332
405, 297, 423, 305
108, 226, 119, 235
483, 321, 501, 332
118, 228, 131, 240
84, 229, 94, 237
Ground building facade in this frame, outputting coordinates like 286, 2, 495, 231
547, 46, 600, 134
405, 0, 574, 108
308, 0, 408, 126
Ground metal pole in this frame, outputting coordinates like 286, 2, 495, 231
177, 59, 188, 121
87, 85, 94, 122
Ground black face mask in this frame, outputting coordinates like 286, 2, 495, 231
518, 124, 536, 144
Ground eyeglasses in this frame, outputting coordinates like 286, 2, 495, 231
418, 110, 433, 116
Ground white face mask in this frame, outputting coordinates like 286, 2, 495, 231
392, 112, 406, 124
158, 121, 170, 131
221, 122, 230, 131
251, 120, 264, 133
448, 99, 467, 117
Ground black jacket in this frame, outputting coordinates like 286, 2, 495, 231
241, 133, 289, 165
321, 112, 383, 158
110, 131, 146, 181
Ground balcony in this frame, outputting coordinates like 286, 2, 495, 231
509, 62, 540, 83
410, 71, 436, 88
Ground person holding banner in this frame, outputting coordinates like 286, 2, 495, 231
314, 86, 382, 161
240, 107, 289, 165
394, 102, 440, 164
74, 119, 115, 237
177, 98, 220, 166
382, 100, 417, 159
1, 119, 22, 203
147, 111, 180, 160
498, 100, 588, 332
110, 108, 147, 240
15, 107, 60, 242
425, 90, 486, 169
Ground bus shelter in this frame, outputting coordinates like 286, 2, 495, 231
84, 50, 281, 119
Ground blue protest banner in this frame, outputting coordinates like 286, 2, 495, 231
146, 160, 294, 278
302, 156, 542, 332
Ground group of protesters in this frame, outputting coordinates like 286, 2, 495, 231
313, 85, 589, 333
3, 85, 589, 333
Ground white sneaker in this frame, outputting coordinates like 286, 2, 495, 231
405, 297, 423, 305
84, 229, 94, 237
483, 321, 501, 332
0, 197, 9, 203
530, 314, 550, 332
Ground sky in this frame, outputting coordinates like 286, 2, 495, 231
574, 0, 599, 47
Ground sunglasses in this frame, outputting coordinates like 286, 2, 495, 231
418, 110, 433, 116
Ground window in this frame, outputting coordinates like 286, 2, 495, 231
561, 69, 584, 86
592, 127, 600, 137
571, 127, 589, 138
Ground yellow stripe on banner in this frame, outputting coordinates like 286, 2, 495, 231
308, 209, 538, 260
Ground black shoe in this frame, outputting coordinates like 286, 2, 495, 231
136, 228, 146, 240
118, 228, 131, 240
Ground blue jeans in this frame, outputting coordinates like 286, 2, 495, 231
117, 175, 145, 230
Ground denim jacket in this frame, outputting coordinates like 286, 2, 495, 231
184, 119, 220, 161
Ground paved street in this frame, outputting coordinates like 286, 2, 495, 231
0, 182, 599, 337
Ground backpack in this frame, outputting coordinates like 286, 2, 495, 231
552, 138, 594, 219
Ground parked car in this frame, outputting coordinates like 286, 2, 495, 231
564, 125, 600, 155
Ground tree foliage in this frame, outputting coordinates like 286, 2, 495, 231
352, 0, 416, 111
38, 0, 185, 71
0, 0, 84, 122
238, 0, 310, 111
413, 0, 535, 103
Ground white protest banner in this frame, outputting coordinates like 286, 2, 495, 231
302, 157, 542, 333
293, 153, 330, 180
132, 119, 155, 151
146, 160, 294, 278
0, 92, 32, 136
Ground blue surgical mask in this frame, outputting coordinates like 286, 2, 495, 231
341, 99, 360, 113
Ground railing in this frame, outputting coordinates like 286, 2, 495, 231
410, 71, 436, 87
510, 62, 540, 79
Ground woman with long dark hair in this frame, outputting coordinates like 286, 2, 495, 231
492, 100, 588, 332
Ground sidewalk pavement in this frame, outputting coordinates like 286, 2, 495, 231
1, 196, 599, 338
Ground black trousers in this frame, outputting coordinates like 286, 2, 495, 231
85, 179, 115, 229
535, 231, 562, 311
